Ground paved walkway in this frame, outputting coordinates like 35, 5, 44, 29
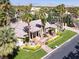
41, 45, 53, 53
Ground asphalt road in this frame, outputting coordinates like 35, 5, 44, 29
44, 35, 79, 59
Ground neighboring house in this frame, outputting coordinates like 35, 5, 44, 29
10, 19, 57, 39
31, 7, 40, 12
64, 11, 71, 15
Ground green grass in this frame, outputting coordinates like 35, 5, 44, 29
14, 30, 76, 59
48, 30, 76, 48
14, 49, 46, 59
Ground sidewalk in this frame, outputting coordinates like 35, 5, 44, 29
41, 45, 52, 53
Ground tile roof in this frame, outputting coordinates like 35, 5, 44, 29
10, 20, 57, 38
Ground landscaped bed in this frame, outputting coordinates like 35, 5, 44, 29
14, 49, 46, 59
48, 30, 76, 48
20, 44, 41, 51
14, 43, 46, 59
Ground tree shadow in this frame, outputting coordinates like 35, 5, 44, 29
8, 47, 19, 59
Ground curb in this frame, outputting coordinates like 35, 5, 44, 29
41, 34, 78, 59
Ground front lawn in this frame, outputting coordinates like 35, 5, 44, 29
14, 30, 76, 59
14, 49, 46, 59
48, 30, 76, 48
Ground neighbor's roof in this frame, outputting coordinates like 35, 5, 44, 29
10, 20, 28, 38
10, 20, 28, 29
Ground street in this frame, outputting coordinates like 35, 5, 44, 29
44, 35, 79, 59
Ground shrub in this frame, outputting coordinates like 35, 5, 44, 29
23, 44, 41, 51
46, 35, 60, 44
56, 31, 62, 36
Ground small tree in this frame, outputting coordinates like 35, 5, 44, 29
64, 14, 73, 27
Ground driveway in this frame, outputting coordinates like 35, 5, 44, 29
43, 35, 79, 59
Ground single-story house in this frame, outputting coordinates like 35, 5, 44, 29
10, 19, 57, 39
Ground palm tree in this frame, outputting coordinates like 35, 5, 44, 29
38, 8, 47, 38
25, 4, 32, 13
0, 0, 15, 26
58, 4, 66, 23
0, 10, 7, 26
0, 27, 17, 59
2, 3, 11, 25
21, 4, 33, 41
21, 13, 33, 41
55, 4, 66, 31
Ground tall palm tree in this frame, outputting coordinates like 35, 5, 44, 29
0, 27, 17, 59
21, 4, 33, 41
55, 4, 66, 31
56, 4, 66, 22
38, 8, 47, 38
21, 13, 33, 41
